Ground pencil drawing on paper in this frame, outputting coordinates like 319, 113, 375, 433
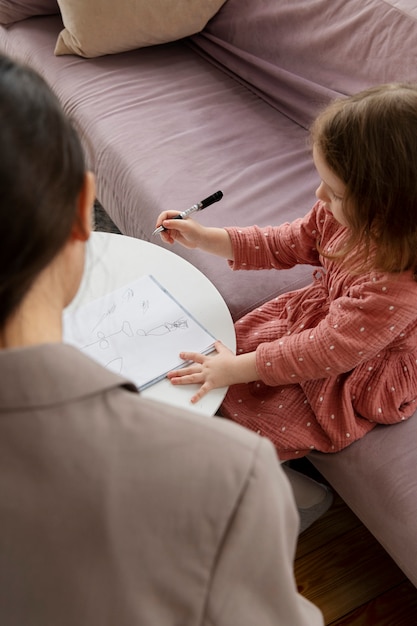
63, 274, 215, 390
85, 320, 134, 350
136, 317, 189, 336
84, 316, 191, 371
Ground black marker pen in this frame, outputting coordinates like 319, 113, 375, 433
152, 190, 223, 236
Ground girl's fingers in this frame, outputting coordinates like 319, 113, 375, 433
160, 230, 175, 244
179, 351, 205, 364
157, 210, 182, 223
167, 361, 203, 380
166, 349, 219, 402
169, 373, 203, 385
161, 219, 188, 233
190, 384, 210, 404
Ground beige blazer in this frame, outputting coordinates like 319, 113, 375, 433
0, 344, 323, 626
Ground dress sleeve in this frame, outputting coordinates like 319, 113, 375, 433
204, 438, 324, 626
225, 201, 334, 271
256, 271, 417, 386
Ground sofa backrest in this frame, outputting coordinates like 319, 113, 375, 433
190, 0, 417, 129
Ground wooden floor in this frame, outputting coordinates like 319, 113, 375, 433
295, 489, 417, 625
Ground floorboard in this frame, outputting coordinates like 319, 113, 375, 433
295, 493, 417, 625
330, 581, 417, 625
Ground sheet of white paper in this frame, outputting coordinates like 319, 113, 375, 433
63, 275, 216, 390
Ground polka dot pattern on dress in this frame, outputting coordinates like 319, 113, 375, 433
224, 210, 417, 459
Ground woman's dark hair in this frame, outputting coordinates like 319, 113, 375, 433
0, 54, 85, 327
311, 83, 417, 277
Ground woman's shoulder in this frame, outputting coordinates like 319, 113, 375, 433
0, 342, 282, 510
90, 383, 285, 518
116, 389, 276, 472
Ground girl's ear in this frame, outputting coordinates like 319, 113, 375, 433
72, 171, 96, 241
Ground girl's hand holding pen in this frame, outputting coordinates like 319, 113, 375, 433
155, 211, 204, 248
153, 190, 223, 243
154, 190, 234, 258
154, 212, 235, 260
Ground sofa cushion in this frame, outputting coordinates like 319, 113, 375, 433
310, 412, 417, 587
0, 0, 58, 25
190, 0, 417, 129
55, 0, 227, 58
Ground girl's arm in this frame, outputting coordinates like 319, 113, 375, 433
155, 211, 234, 259
256, 273, 417, 387
225, 202, 335, 272
156, 201, 335, 267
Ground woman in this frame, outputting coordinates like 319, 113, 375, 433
0, 55, 323, 625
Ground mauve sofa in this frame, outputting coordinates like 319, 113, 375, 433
1, 0, 417, 586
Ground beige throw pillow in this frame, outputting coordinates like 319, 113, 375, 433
55, 0, 227, 58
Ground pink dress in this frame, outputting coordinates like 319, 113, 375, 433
221, 201, 417, 460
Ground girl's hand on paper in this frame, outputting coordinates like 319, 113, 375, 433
167, 341, 259, 403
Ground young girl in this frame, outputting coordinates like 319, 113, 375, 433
156, 83, 417, 460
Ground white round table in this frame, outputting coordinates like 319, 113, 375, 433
66, 232, 236, 415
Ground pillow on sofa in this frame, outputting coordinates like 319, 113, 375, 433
55, 0, 227, 58
0, 0, 58, 25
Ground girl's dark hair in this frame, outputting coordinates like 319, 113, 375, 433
311, 83, 417, 277
0, 54, 85, 327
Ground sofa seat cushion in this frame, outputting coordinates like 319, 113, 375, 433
310, 413, 417, 587
0, 15, 318, 321
190, 0, 417, 129
0, 0, 58, 25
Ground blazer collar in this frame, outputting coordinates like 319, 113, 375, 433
0, 343, 137, 410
